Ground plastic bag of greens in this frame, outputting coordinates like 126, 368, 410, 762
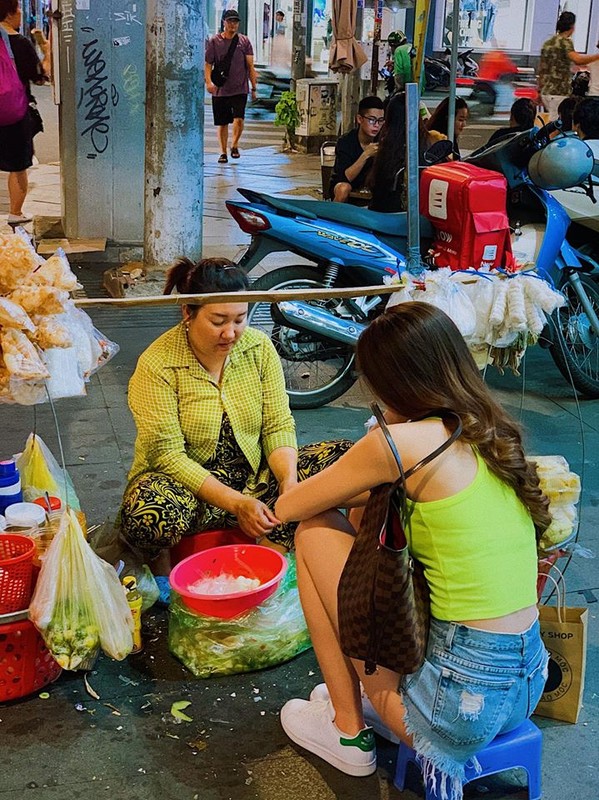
30, 508, 134, 669
168, 555, 311, 678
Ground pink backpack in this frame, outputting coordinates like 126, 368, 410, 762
0, 28, 28, 126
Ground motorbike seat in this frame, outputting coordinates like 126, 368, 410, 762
237, 189, 434, 237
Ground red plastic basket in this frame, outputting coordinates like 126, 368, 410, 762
0, 616, 61, 702
0, 534, 35, 614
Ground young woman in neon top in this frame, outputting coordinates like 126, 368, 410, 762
275, 302, 550, 800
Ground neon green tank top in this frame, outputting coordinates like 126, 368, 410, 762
406, 450, 538, 621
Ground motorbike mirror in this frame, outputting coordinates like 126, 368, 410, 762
423, 140, 454, 165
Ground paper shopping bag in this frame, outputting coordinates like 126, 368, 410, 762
535, 604, 588, 723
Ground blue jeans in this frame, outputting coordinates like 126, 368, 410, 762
400, 617, 548, 800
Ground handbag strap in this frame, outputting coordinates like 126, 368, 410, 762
370, 403, 463, 486
0, 26, 16, 65
222, 33, 239, 69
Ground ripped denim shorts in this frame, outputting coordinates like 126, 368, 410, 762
400, 616, 549, 800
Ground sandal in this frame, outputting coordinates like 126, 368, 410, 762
218, 153, 228, 163
230, 147, 240, 159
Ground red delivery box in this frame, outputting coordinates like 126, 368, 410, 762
420, 162, 513, 270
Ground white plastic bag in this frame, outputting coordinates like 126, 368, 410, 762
30, 509, 133, 668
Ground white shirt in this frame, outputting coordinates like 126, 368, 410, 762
588, 61, 599, 96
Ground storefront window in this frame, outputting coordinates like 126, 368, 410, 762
440, 0, 533, 52
309, 0, 330, 70
560, 0, 594, 52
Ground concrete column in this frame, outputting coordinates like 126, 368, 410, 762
144, 0, 205, 269
291, 0, 307, 90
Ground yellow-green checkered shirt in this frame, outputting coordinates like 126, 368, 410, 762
128, 323, 297, 493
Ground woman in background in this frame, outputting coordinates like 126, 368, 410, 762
0, 0, 46, 226
368, 92, 436, 213
427, 96, 469, 159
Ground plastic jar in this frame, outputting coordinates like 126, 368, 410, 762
33, 497, 64, 561
4, 502, 47, 565
0, 460, 23, 516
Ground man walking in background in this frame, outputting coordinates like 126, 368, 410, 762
205, 9, 258, 164
539, 11, 599, 120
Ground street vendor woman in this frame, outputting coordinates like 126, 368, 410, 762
120, 257, 352, 592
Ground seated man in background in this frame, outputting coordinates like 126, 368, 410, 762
573, 96, 599, 141
329, 96, 384, 203
558, 95, 581, 132
486, 98, 537, 146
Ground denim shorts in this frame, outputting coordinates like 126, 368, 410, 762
400, 617, 549, 800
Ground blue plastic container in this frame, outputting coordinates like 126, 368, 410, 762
0, 460, 23, 516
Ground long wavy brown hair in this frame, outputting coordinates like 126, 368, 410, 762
357, 302, 551, 538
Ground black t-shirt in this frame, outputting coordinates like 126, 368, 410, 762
8, 33, 43, 100
330, 128, 373, 191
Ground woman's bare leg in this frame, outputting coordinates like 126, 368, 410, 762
296, 510, 413, 745
295, 512, 363, 734
8, 170, 28, 215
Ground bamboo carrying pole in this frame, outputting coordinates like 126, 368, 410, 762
73, 284, 401, 308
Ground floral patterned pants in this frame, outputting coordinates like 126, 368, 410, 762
120, 416, 353, 554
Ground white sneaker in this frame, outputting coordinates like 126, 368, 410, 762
280, 697, 377, 777
309, 683, 401, 744
7, 213, 33, 225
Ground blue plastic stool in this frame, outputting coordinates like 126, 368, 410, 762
394, 719, 542, 799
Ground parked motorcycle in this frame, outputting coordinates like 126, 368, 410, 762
226, 123, 599, 408
424, 48, 478, 91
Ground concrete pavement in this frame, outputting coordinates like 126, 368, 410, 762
0, 86, 597, 800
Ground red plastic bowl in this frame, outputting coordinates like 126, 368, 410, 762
171, 527, 252, 566
169, 544, 287, 619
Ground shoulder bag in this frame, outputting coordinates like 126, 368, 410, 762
0, 27, 28, 126
338, 403, 462, 676
211, 34, 239, 88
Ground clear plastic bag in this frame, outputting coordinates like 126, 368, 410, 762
88, 519, 160, 612
168, 555, 311, 678
17, 433, 81, 510
29, 508, 133, 669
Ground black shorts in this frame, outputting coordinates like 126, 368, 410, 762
212, 94, 248, 126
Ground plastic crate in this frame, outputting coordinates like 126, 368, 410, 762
0, 614, 61, 702
0, 534, 35, 614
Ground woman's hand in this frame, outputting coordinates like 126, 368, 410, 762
234, 495, 281, 539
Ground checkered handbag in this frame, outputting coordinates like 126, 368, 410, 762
338, 404, 462, 676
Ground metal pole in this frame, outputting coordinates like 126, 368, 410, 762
144, 0, 205, 269
370, 0, 383, 95
405, 82, 422, 276
447, 0, 461, 148
291, 0, 307, 91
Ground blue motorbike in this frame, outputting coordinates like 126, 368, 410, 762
226, 124, 599, 408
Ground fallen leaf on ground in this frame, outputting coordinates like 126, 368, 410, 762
187, 739, 208, 751
171, 700, 193, 722
84, 674, 100, 700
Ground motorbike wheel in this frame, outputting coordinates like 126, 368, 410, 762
549, 274, 599, 398
247, 265, 358, 409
